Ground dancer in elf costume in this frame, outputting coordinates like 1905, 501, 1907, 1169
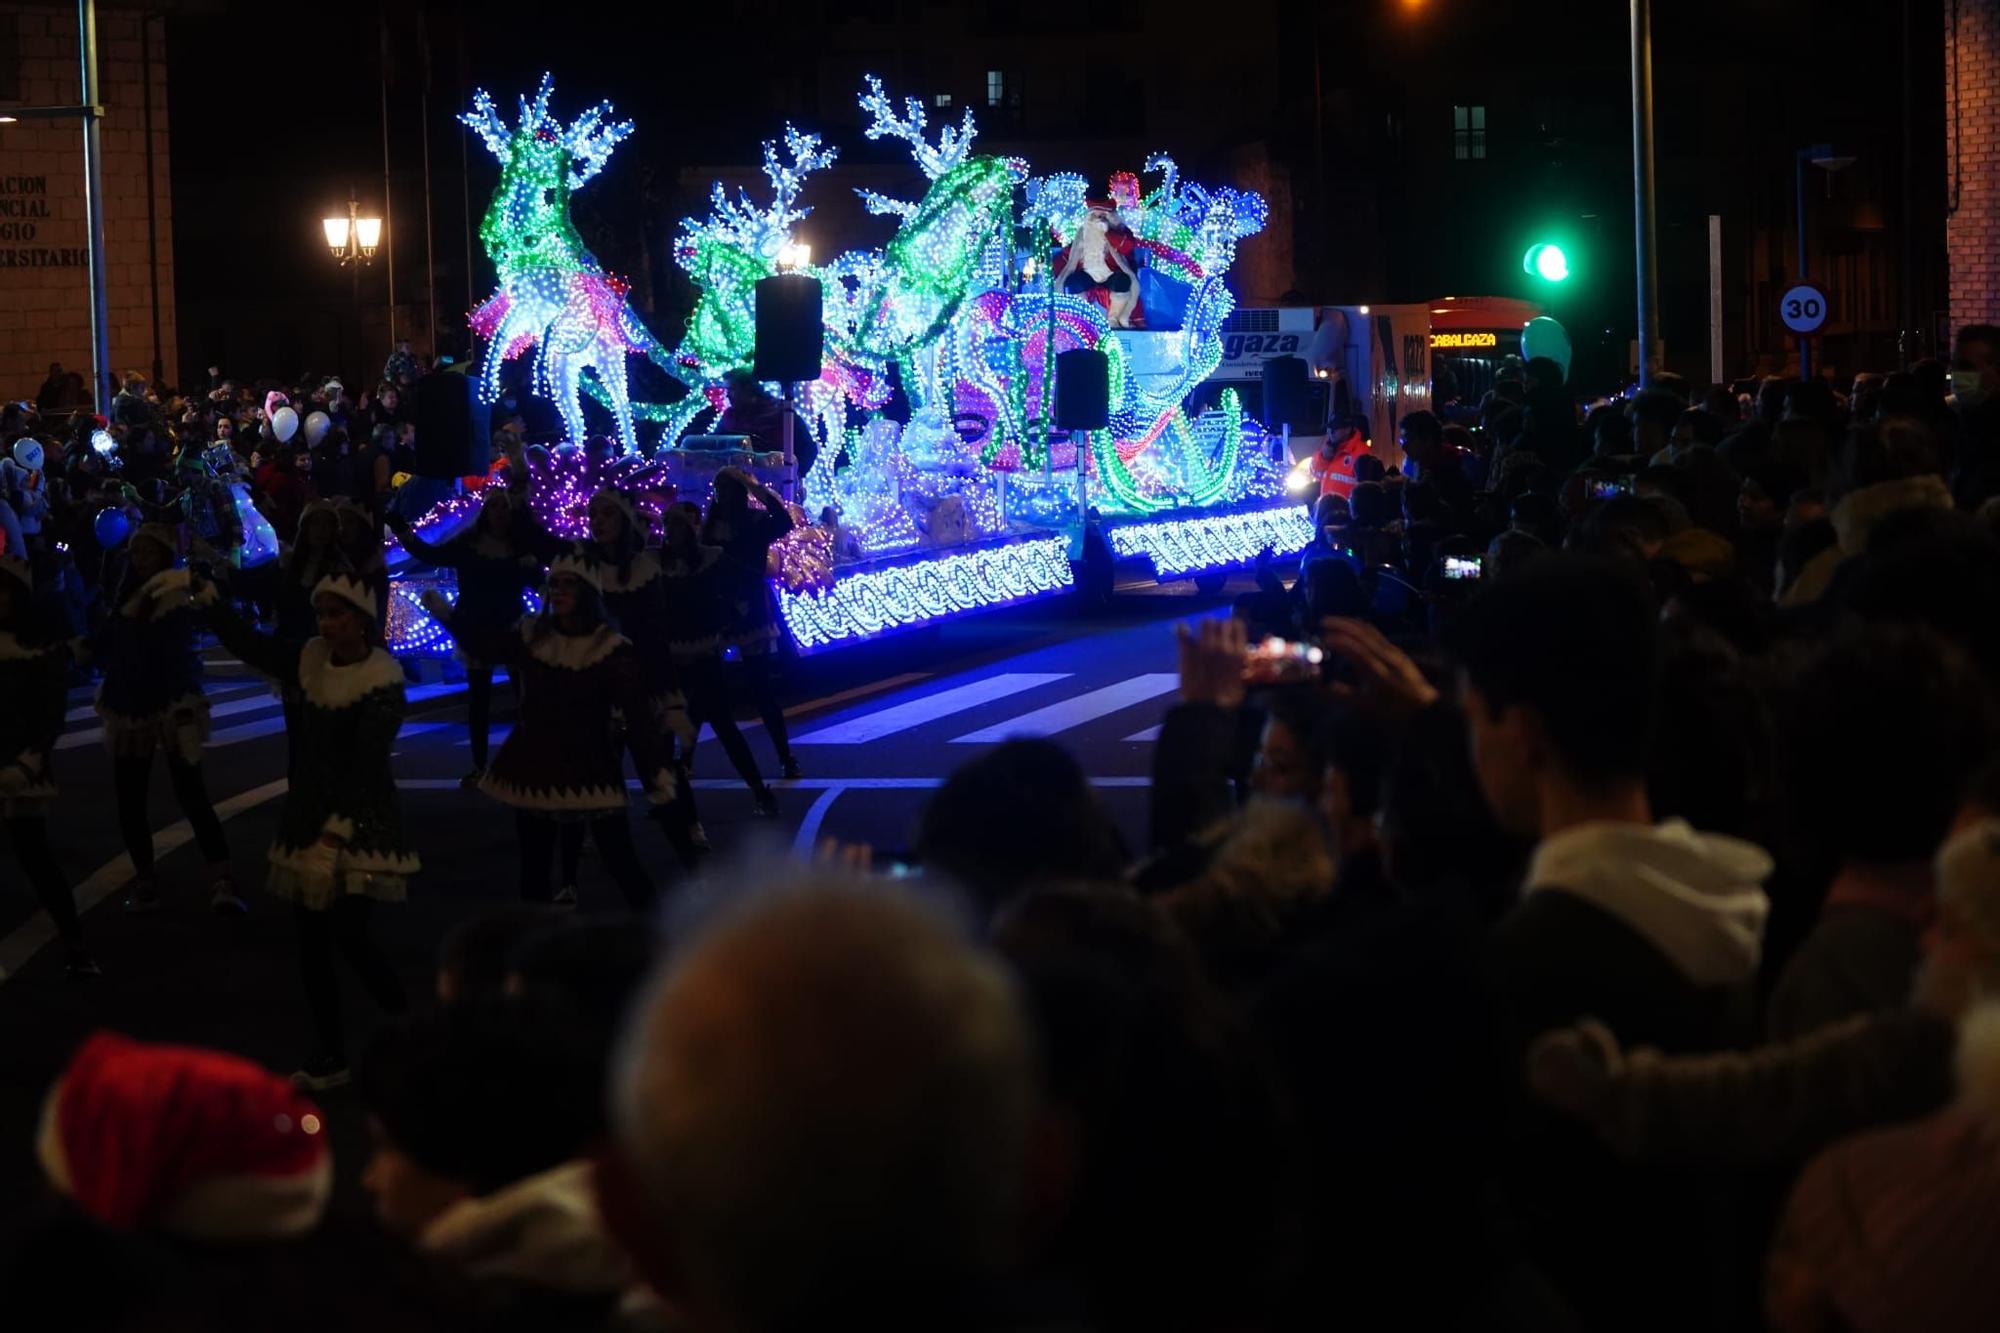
659, 502, 776, 817
422, 555, 678, 911
702, 466, 800, 781
91, 522, 237, 914
0, 555, 97, 977
196, 570, 416, 1090
385, 490, 540, 783
573, 487, 729, 857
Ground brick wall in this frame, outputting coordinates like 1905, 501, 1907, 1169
0, 5, 173, 402
1950, 0, 2000, 329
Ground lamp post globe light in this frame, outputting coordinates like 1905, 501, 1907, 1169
324, 190, 383, 266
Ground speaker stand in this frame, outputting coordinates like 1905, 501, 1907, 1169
1069, 428, 1089, 562
781, 383, 798, 504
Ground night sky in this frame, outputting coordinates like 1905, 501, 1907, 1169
160, 0, 1937, 392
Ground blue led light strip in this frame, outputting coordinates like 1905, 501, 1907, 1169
1103, 506, 1316, 578
779, 537, 1074, 654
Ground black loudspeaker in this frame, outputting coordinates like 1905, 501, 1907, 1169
413, 371, 491, 479
1262, 355, 1315, 432
1054, 348, 1110, 431
753, 274, 825, 383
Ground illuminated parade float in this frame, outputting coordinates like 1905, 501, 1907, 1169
384, 75, 1314, 656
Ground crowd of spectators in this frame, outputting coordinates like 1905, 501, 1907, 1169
0, 347, 451, 626
10, 322, 2000, 1333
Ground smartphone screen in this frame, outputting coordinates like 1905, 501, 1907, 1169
1589, 478, 1629, 500
1242, 636, 1325, 685
1442, 554, 1484, 581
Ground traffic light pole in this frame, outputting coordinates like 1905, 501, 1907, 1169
1630, 0, 1660, 389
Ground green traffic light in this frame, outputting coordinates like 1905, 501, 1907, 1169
1524, 242, 1570, 282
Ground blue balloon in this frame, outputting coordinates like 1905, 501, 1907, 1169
1521, 316, 1572, 380
93, 506, 132, 550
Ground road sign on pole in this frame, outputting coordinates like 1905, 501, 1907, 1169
1780, 283, 1829, 335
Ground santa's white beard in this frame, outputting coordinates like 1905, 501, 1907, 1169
1078, 232, 1113, 282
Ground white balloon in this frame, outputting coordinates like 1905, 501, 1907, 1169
11, 437, 44, 471
303, 410, 331, 448
271, 406, 300, 444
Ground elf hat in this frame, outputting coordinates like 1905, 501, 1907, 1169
547, 552, 602, 591
311, 573, 378, 622
37, 1031, 332, 1241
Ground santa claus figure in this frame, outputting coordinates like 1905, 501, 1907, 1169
1055, 200, 1141, 328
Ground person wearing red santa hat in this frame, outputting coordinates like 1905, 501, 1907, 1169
0, 553, 97, 978
35, 1030, 332, 1240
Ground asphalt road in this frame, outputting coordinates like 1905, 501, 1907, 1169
0, 576, 1232, 1233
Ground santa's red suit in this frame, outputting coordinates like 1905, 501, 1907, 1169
1055, 204, 1143, 325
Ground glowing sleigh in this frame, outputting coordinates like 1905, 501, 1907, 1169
386, 75, 1312, 657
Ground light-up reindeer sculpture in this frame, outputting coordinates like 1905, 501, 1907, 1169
462, 75, 679, 453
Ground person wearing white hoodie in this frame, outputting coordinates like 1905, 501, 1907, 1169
1446, 554, 1775, 1333
358, 1004, 664, 1333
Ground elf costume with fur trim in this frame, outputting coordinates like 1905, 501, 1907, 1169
199, 576, 419, 907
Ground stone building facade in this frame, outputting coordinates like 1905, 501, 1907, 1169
1951, 0, 2000, 330
0, 2, 173, 403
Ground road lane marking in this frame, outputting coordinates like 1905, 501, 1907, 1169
394, 776, 1152, 791
792, 785, 847, 857
59, 681, 469, 751
64, 681, 268, 723
0, 771, 1150, 982
1124, 724, 1162, 741
60, 690, 285, 749
951, 674, 1179, 744
794, 673, 1071, 745
0, 778, 291, 984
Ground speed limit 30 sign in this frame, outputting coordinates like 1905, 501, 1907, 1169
1780, 284, 1829, 334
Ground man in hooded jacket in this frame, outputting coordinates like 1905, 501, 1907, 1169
1449, 555, 1773, 1333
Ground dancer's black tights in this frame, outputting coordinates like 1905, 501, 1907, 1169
296, 898, 407, 1064
113, 753, 228, 878
681, 656, 767, 791
733, 651, 793, 764
520, 811, 654, 911
466, 665, 498, 770
7, 816, 82, 947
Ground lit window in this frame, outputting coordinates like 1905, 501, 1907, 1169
935, 92, 953, 107
987, 70, 1005, 106
1453, 105, 1487, 160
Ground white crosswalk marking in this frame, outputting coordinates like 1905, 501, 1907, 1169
952, 673, 1179, 744
794, 672, 1071, 745
58, 680, 465, 752
1124, 724, 1162, 742
63, 680, 266, 723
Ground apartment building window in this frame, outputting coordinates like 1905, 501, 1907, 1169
1453, 104, 1486, 160
935, 92, 953, 107
988, 69, 1024, 109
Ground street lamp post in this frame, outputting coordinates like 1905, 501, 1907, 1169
1631, 0, 1660, 389
323, 190, 383, 266
323, 190, 382, 387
